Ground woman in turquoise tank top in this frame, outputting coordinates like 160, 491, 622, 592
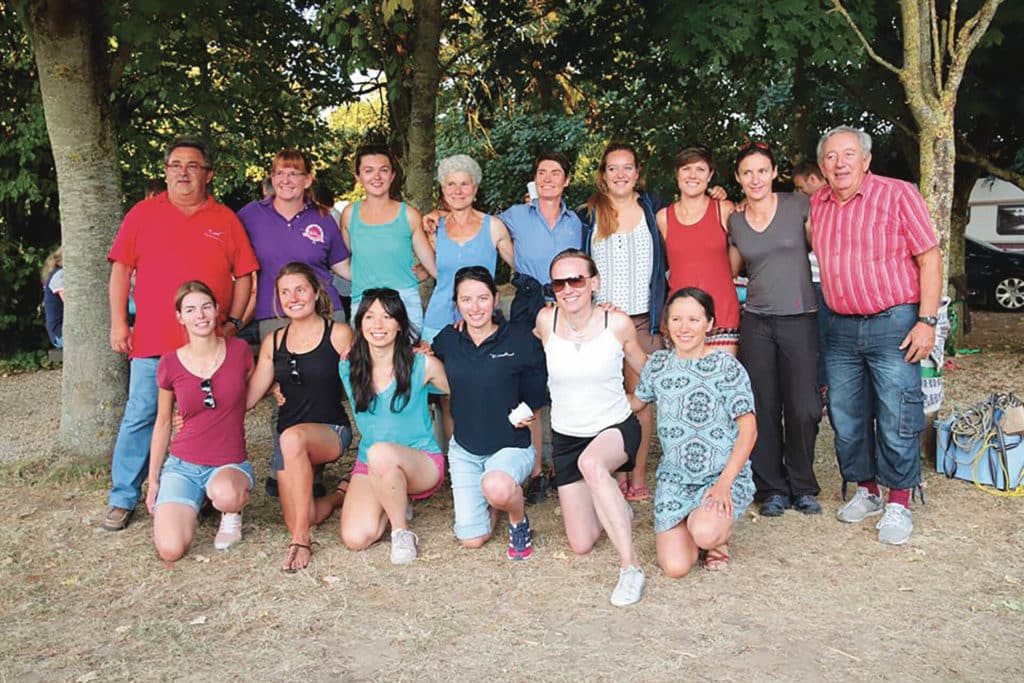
338, 288, 450, 565
339, 144, 437, 334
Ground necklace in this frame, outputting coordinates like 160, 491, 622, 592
565, 308, 595, 351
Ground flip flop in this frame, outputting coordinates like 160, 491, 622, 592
282, 541, 316, 573
704, 545, 730, 571
618, 478, 629, 496
626, 483, 650, 501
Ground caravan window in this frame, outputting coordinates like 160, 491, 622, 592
997, 205, 1024, 235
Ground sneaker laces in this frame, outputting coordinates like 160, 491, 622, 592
218, 513, 241, 534
509, 519, 531, 549
875, 504, 906, 530
393, 528, 418, 549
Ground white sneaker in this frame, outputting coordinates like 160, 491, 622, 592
390, 528, 419, 565
214, 512, 243, 550
876, 503, 914, 545
836, 487, 884, 523
610, 565, 645, 607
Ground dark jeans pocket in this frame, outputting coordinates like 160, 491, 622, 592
898, 389, 926, 438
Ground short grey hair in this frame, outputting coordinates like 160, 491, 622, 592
165, 136, 214, 169
437, 154, 482, 186
816, 126, 872, 163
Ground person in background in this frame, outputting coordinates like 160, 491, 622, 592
147, 281, 254, 565
103, 136, 258, 532
792, 159, 830, 397
811, 125, 941, 545
41, 247, 64, 349
728, 143, 822, 516
630, 287, 757, 576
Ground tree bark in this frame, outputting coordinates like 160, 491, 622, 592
404, 0, 442, 211
21, 0, 127, 458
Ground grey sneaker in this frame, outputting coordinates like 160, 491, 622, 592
876, 503, 913, 545
610, 565, 645, 607
214, 512, 243, 550
836, 487, 884, 523
390, 528, 419, 565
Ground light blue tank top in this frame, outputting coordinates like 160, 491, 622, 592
349, 201, 418, 298
338, 353, 441, 464
423, 215, 497, 330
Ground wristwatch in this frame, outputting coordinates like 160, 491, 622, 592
917, 315, 938, 326
226, 316, 244, 331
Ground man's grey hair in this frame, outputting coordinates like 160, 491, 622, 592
165, 136, 214, 169
816, 126, 872, 163
437, 154, 482, 186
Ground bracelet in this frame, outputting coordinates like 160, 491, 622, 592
226, 316, 244, 330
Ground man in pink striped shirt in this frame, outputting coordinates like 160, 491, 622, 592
810, 126, 942, 545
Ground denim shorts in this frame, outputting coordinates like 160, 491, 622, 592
155, 455, 255, 511
448, 437, 534, 540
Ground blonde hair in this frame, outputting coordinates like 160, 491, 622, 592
41, 247, 62, 283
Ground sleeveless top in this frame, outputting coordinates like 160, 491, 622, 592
727, 192, 817, 316
545, 309, 632, 436
338, 353, 441, 464
423, 214, 497, 330
349, 201, 418, 298
665, 200, 740, 328
591, 216, 654, 315
273, 319, 349, 433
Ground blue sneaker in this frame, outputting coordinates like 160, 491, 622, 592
507, 516, 533, 560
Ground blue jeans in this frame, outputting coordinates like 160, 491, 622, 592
448, 437, 534, 540
108, 357, 160, 509
825, 304, 925, 490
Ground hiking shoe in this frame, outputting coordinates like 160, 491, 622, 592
507, 516, 533, 560
101, 506, 134, 532
610, 565, 645, 607
214, 512, 243, 550
390, 528, 419, 565
876, 503, 914, 545
792, 495, 822, 515
760, 494, 791, 517
836, 487, 884, 523
525, 473, 549, 506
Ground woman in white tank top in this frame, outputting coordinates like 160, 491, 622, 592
534, 249, 648, 607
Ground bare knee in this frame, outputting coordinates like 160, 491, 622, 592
659, 554, 697, 579
567, 535, 595, 556
341, 526, 378, 551
155, 538, 187, 564
481, 473, 516, 508
366, 444, 401, 477
459, 534, 490, 550
576, 453, 605, 483
279, 429, 307, 461
689, 518, 728, 550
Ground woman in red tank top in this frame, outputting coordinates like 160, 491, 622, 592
656, 145, 740, 353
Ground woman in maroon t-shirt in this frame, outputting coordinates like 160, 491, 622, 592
146, 281, 255, 566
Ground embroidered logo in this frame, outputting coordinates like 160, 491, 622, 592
203, 229, 224, 242
489, 351, 515, 359
302, 224, 325, 244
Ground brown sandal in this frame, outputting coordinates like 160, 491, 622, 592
282, 541, 318, 573
704, 545, 730, 571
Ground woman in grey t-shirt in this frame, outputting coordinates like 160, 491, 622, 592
727, 143, 823, 518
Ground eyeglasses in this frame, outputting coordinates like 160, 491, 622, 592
200, 378, 216, 409
738, 141, 770, 152
551, 275, 590, 293
166, 161, 210, 174
272, 170, 307, 180
288, 355, 303, 385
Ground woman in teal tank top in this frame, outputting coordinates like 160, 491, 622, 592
339, 144, 437, 334
337, 288, 449, 565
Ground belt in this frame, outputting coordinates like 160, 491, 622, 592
832, 303, 915, 320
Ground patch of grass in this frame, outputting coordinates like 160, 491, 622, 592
0, 350, 53, 375
0, 454, 108, 488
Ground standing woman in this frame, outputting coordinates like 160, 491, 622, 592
728, 143, 822, 516
338, 289, 449, 565
147, 281, 255, 565
535, 249, 648, 607
657, 145, 740, 354
630, 288, 757, 577
580, 143, 667, 502
339, 144, 436, 333
432, 266, 548, 559
247, 263, 354, 572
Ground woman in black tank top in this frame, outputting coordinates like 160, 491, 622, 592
247, 263, 354, 572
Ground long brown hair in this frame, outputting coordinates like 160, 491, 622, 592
585, 143, 643, 242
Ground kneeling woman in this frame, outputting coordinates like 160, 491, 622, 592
247, 263, 354, 572
338, 288, 449, 564
630, 288, 757, 576
535, 249, 648, 607
432, 266, 548, 559
147, 281, 255, 565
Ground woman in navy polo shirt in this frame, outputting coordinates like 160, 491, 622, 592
431, 266, 548, 560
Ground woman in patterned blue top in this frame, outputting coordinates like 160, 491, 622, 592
630, 287, 757, 575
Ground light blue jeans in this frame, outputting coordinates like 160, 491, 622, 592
825, 304, 925, 490
108, 357, 159, 510
448, 437, 534, 540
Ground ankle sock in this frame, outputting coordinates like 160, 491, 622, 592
859, 480, 881, 497
888, 488, 910, 508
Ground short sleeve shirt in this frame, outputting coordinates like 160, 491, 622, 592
498, 201, 582, 285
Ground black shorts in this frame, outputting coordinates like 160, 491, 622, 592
551, 413, 641, 488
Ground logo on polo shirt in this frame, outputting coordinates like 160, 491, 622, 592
489, 351, 515, 359
203, 229, 224, 242
302, 224, 325, 244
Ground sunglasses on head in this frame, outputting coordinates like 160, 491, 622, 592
738, 141, 770, 152
200, 378, 216, 409
288, 354, 303, 385
551, 275, 590, 293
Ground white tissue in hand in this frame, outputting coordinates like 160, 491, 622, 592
508, 401, 533, 425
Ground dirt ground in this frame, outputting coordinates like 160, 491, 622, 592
1, 314, 1022, 681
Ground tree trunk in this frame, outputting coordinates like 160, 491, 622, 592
405, 0, 442, 211
22, 0, 127, 458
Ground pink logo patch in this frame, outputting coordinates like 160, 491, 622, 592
302, 224, 325, 244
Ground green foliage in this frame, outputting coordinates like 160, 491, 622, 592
0, 237, 47, 353
0, 349, 52, 375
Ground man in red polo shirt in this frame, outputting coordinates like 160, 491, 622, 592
102, 137, 259, 531
810, 126, 942, 545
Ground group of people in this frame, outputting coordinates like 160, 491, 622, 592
100, 123, 940, 607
